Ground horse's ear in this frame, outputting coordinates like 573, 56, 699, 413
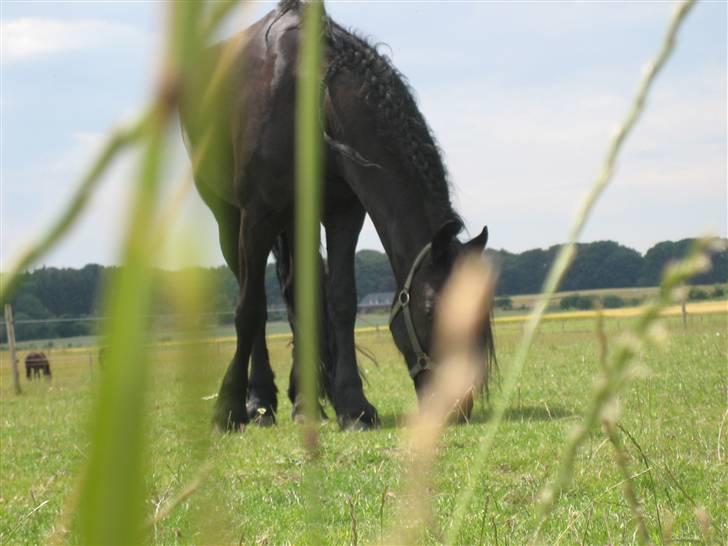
432, 220, 462, 264
464, 225, 488, 252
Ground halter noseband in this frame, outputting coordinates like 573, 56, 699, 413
389, 242, 433, 379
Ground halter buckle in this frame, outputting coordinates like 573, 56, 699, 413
409, 354, 432, 379
398, 290, 410, 306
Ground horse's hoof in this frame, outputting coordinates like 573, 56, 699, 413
291, 397, 328, 423
247, 405, 276, 427
451, 394, 474, 424
339, 418, 371, 431
212, 402, 248, 432
291, 408, 328, 423
252, 413, 276, 427
337, 407, 380, 431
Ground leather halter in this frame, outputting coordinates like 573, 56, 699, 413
389, 242, 433, 379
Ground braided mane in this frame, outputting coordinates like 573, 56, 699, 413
325, 23, 461, 229
275, 1, 461, 230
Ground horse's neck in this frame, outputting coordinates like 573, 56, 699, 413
345, 169, 434, 286
385, 223, 434, 287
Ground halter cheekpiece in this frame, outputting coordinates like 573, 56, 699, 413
389, 242, 433, 379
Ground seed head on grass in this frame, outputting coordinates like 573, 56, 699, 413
385, 254, 497, 544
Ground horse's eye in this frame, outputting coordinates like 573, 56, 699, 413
423, 285, 437, 318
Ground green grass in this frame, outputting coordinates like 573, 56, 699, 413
1, 313, 725, 544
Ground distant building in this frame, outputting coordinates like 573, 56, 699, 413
358, 292, 394, 312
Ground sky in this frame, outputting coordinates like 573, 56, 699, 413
1, 1, 726, 270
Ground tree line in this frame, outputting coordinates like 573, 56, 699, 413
2, 238, 725, 341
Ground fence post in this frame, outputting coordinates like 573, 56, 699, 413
4, 304, 22, 395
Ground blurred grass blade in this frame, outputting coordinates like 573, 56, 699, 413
296, 0, 324, 542
0, 0, 246, 543
76, 0, 205, 539
78, 108, 169, 546
386, 255, 496, 544
296, 0, 323, 446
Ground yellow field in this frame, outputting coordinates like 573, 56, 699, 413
507, 283, 726, 308
495, 298, 728, 323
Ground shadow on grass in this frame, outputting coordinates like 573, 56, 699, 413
372, 404, 576, 430
468, 404, 576, 424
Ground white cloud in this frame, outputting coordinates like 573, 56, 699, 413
416, 64, 727, 253
1, 125, 227, 270
1, 18, 145, 63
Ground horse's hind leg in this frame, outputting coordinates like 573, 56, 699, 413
274, 229, 334, 421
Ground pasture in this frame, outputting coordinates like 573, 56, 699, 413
1, 311, 726, 544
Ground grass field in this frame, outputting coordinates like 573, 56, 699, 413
1, 312, 726, 544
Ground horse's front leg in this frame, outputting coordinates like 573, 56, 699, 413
324, 202, 379, 430
213, 211, 278, 431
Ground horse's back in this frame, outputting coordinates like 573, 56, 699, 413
188, 8, 304, 212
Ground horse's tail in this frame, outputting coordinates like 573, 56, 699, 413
318, 256, 337, 402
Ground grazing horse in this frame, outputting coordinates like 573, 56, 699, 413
181, 0, 495, 430
25, 352, 51, 380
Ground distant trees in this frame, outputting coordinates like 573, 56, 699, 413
559, 294, 595, 310
355, 250, 395, 299
495, 296, 513, 311
494, 238, 726, 296
563, 241, 644, 290
640, 239, 728, 286
601, 295, 627, 309
1, 237, 725, 342
3, 266, 105, 341
493, 241, 647, 295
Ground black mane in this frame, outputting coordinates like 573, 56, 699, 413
324, 22, 462, 230
275, 1, 461, 231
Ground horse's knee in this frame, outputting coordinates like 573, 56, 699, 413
234, 299, 266, 333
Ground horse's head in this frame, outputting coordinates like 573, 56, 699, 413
389, 220, 494, 416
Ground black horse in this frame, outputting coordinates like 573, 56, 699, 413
181, 0, 494, 430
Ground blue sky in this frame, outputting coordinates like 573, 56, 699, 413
1, 1, 726, 269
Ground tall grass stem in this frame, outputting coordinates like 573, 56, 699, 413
445, 2, 696, 542
295, 1, 324, 542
